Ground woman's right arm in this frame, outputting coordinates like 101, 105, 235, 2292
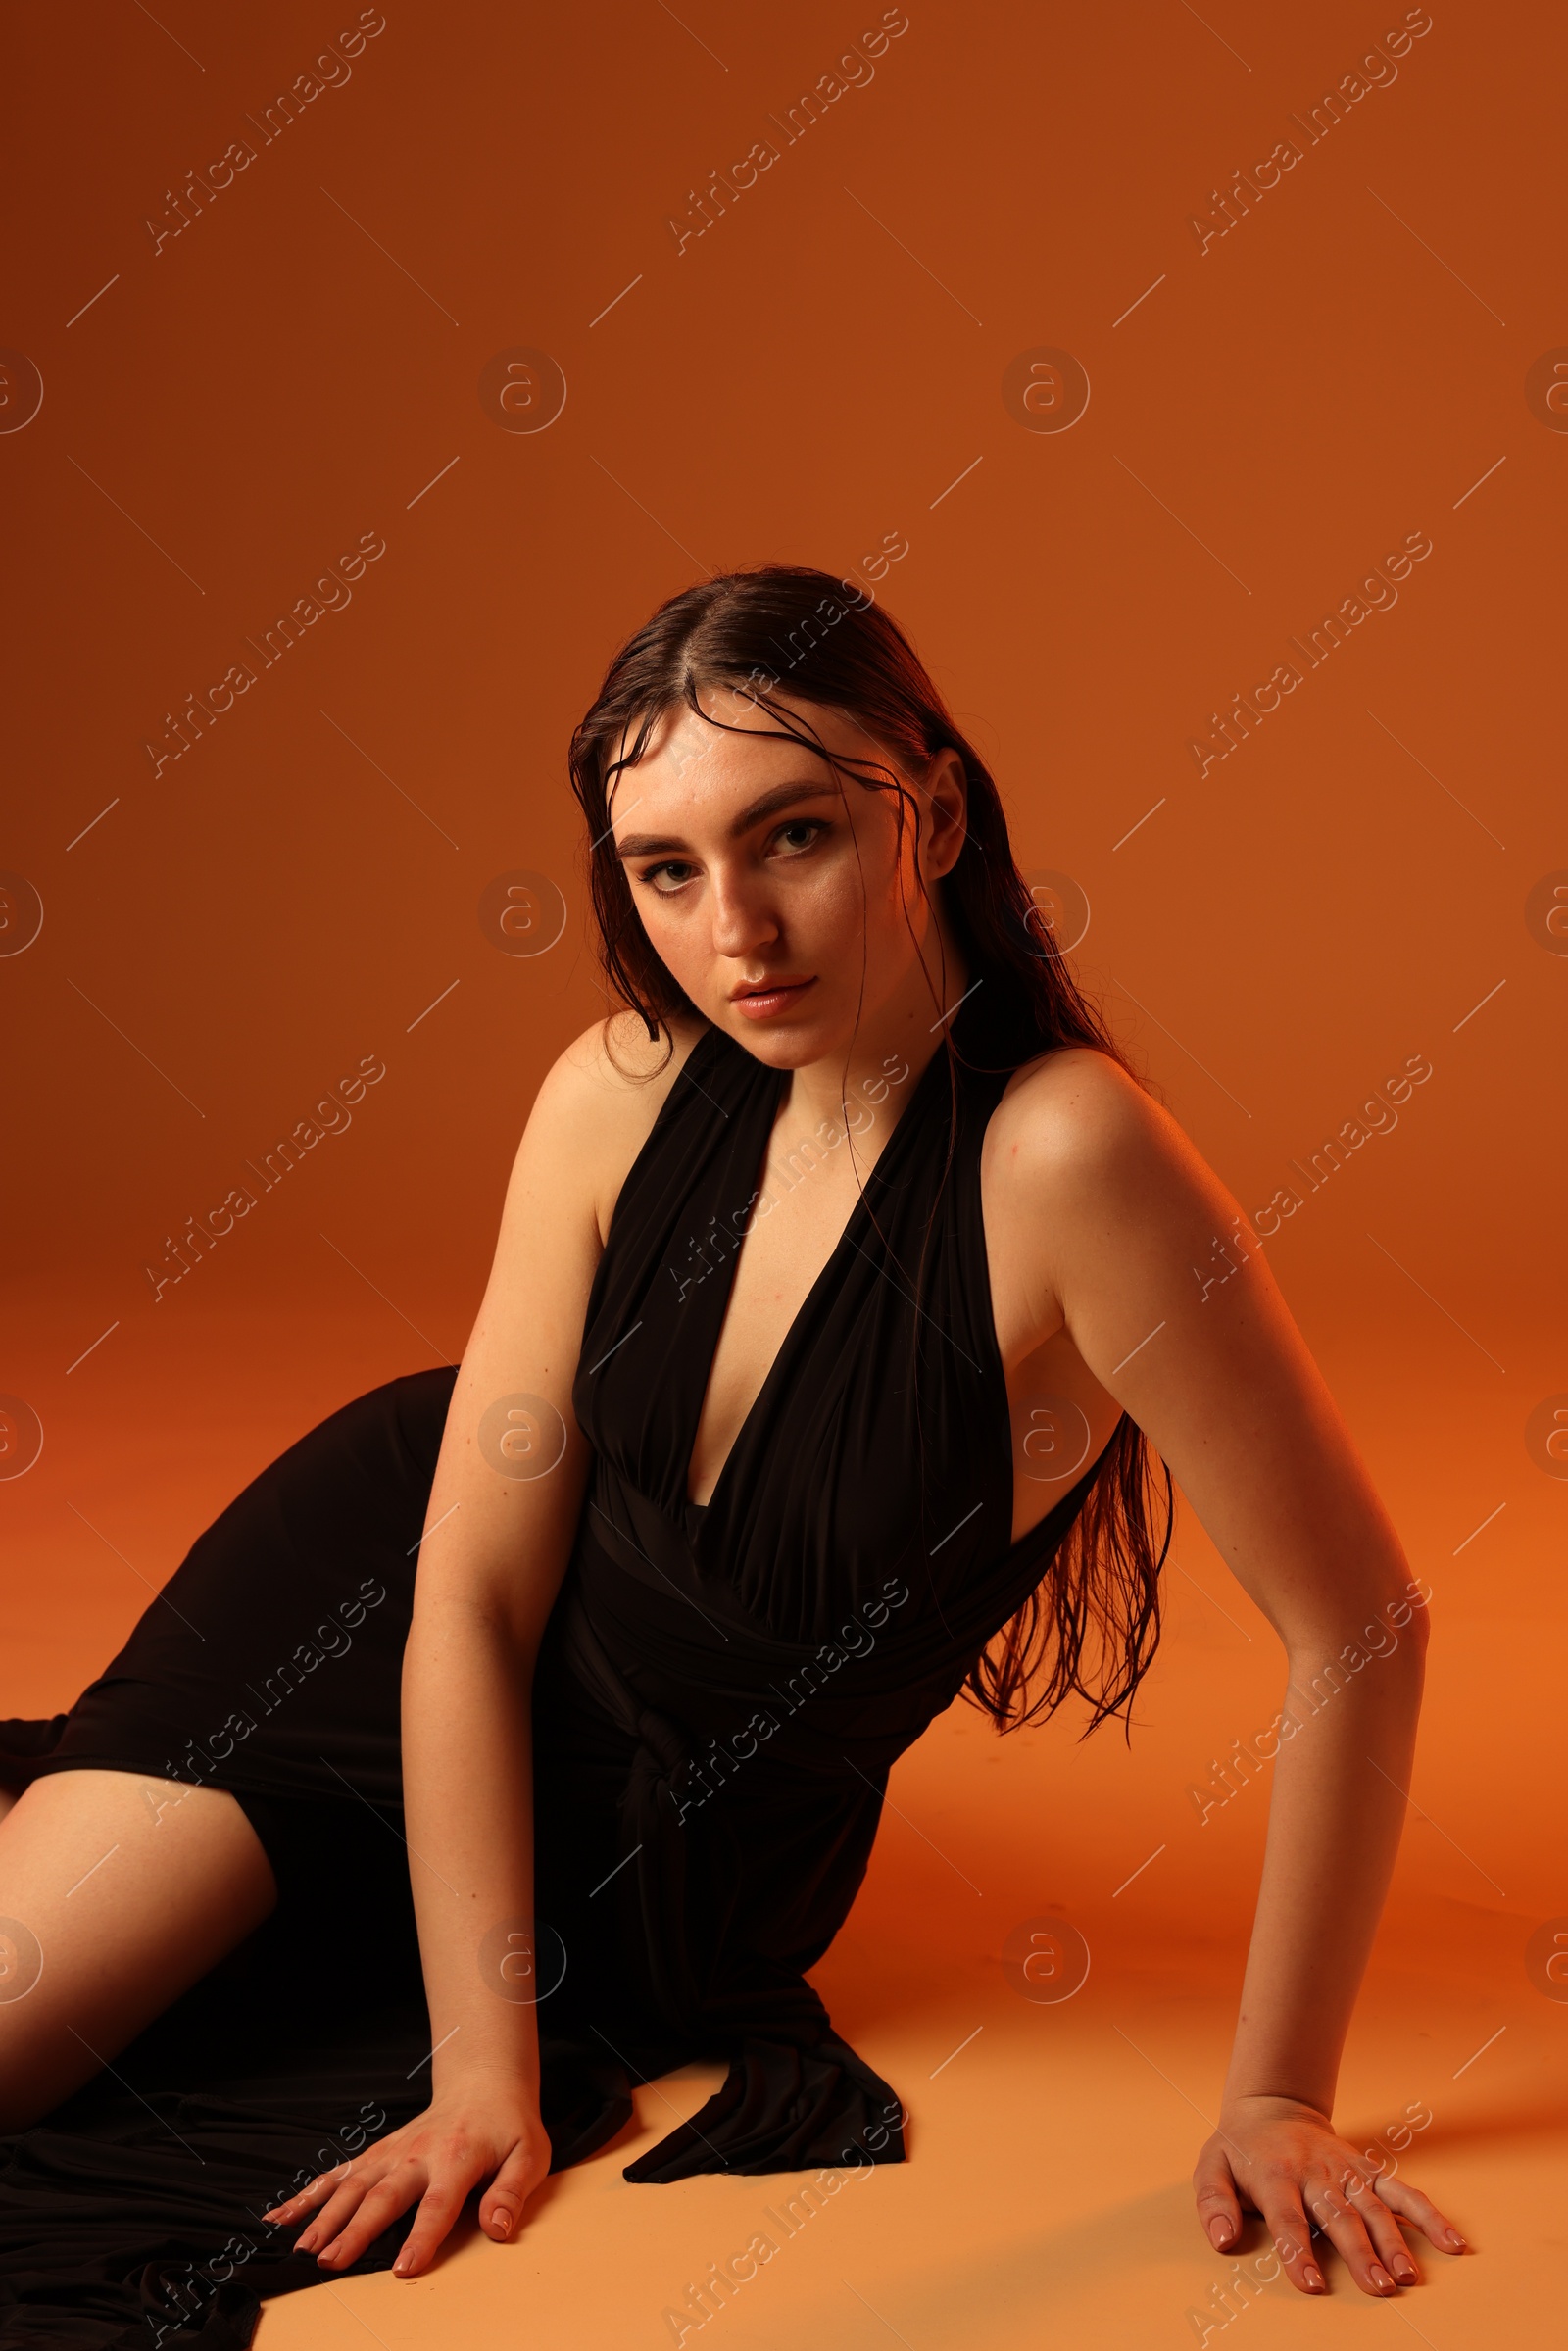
263, 1014, 691, 2278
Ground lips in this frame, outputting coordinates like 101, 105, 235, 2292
729, 977, 816, 1020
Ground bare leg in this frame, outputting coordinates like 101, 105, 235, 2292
0, 1769, 278, 2131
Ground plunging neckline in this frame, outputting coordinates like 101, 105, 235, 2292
681, 1029, 954, 1524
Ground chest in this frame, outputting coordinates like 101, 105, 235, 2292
683, 1114, 1116, 1532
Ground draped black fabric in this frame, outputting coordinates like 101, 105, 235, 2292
0, 1014, 1103, 2345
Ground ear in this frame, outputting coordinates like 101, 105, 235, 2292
921, 748, 968, 881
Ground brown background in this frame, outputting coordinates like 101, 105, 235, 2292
2, 1, 1563, 2341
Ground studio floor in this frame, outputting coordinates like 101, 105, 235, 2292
3, 1297, 1562, 2348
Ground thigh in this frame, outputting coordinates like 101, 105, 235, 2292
0, 1767, 276, 2131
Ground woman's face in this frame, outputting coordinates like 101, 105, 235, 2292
609, 685, 967, 1068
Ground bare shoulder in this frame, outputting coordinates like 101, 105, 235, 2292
981, 1043, 1245, 1350
986, 1044, 1195, 1191
525, 1008, 711, 1242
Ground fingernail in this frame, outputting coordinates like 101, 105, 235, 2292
1444, 2229, 1466, 2251
493, 2210, 513, 2239
1370, 2263, 1395, 2293
293, 2231, 314, 2254
1207, 2217, 1232, 2249
393, 2255, 413, 2277
1303, 2265, 1325, 2292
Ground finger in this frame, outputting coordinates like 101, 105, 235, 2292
1303, 2175, 1399, 2297
264, 2164, 356, 2225
1259, 2198, 1326, 2296
317, 2166, 433, 2271
297, 2178, 379, 2257
385, 2176, 471, 2278
1344, 2173, 1420, 2286
478, 2139, 550, 2244
1369, 2172, 1469, 2256
1191, 2144, 1244, 2253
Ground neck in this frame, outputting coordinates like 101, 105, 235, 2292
775, 916, 972, 1147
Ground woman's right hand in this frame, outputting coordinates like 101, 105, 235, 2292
263, 2087, 553, 2278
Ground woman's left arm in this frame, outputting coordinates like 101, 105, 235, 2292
994, 1050, 1470, 2299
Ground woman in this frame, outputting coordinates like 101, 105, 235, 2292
0, 566, 1464, 2333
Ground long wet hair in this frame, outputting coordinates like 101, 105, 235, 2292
565, 564, 1172, 1737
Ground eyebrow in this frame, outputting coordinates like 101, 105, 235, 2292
612, 777, 840, 859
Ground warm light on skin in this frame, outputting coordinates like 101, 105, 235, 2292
609, 684, 971, 1111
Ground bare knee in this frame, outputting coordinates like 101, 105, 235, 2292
0, 1771, 277, 2131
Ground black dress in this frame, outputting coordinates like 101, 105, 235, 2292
0, 1017, 1104, 2348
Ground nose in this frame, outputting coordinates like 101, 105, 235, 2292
708, 863, 780, 962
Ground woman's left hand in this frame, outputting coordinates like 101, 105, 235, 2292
1191, 2094, 1469, 2296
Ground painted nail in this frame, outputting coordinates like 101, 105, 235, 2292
1369, 2264, 1395, 2292
1444, 2229, 1466, 2250
493, 2210, 514, 2239
1303, 2265, 1325, 2292
393, 2255, 413, 2277
1208, 2217, 1232, 2249
1393, 2259, 1418, 2284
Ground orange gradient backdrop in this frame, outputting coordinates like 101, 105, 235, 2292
3, 1, 1564, 2343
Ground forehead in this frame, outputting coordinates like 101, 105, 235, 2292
608, 686, 868, 820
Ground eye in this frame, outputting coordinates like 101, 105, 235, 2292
768, 817, 828, 857
637, 860, 698, 897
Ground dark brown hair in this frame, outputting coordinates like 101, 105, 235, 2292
566, 563, 1172, 1737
